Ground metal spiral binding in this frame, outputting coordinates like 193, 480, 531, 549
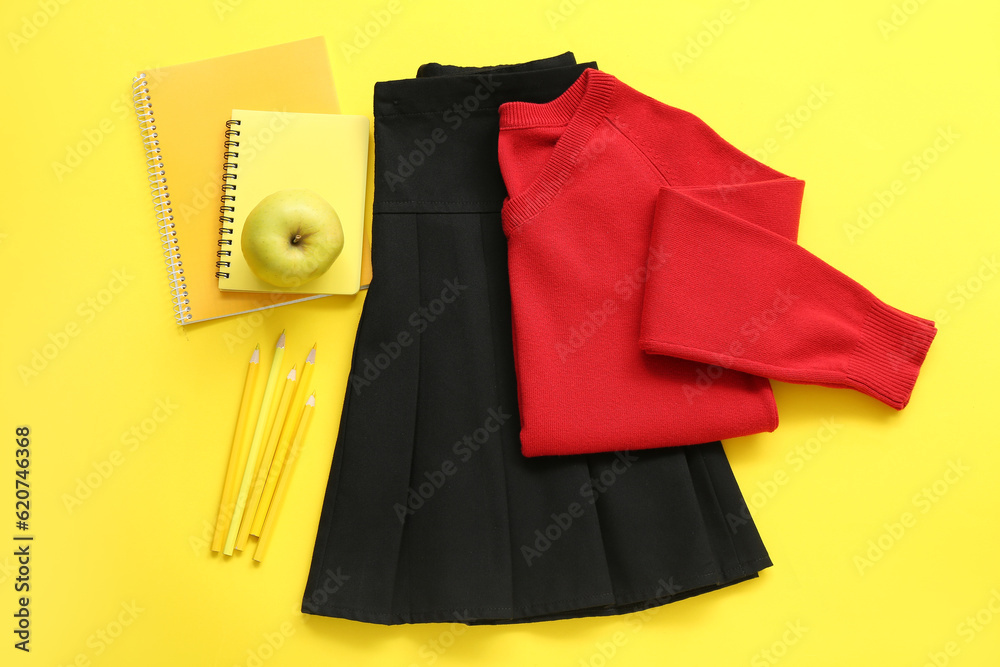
216, 119, 241, 279
132, 73, 190, 324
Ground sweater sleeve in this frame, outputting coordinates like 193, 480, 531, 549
635, 108, 936, 409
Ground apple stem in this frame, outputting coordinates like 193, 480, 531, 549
292, 234, 302, 245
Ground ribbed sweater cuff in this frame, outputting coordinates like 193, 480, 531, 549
845, 300, 937, 409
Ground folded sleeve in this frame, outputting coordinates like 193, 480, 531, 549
639, 184, 937, 409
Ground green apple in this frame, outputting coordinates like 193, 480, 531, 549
241, 189, 344, 288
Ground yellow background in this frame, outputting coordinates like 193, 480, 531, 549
1, 0, 998, 665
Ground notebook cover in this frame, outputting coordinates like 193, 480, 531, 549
136, 37, 369, 325
218, 110, 370, 295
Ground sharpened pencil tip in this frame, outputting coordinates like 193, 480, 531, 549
306, 347, 317, 364
306, 394, 316, 407
250, 348, 260, 363
287, 367, 297, 380
276, 331, 286, 348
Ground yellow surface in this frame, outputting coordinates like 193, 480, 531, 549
220, 110, 370, 295
0, 0, 997, 665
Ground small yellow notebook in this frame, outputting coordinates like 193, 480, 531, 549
217, 110, 370, 295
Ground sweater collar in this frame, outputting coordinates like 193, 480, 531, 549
500, 68, 616, 231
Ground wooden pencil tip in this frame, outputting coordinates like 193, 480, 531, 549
306, 347, 317, 364
276, 331, 286, 348
306, 393, 316, 407
250, 348, 260, 363
287, 367, 297, 380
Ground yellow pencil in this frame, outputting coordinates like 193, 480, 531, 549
211, 345, 260, 553
224, 330, 286, 555
251, 345, 316, 535
236, 365, 297, 550
254, 393, 315, 563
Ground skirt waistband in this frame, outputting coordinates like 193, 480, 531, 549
373, 58, 595, 213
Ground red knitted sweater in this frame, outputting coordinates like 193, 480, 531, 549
498, 68, 936, 457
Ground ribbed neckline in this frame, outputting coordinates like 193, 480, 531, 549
500, 68, 617, 232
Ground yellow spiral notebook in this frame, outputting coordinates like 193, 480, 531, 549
216, 110, 370, 295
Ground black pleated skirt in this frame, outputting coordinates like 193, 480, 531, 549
301, 54, 772, 625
